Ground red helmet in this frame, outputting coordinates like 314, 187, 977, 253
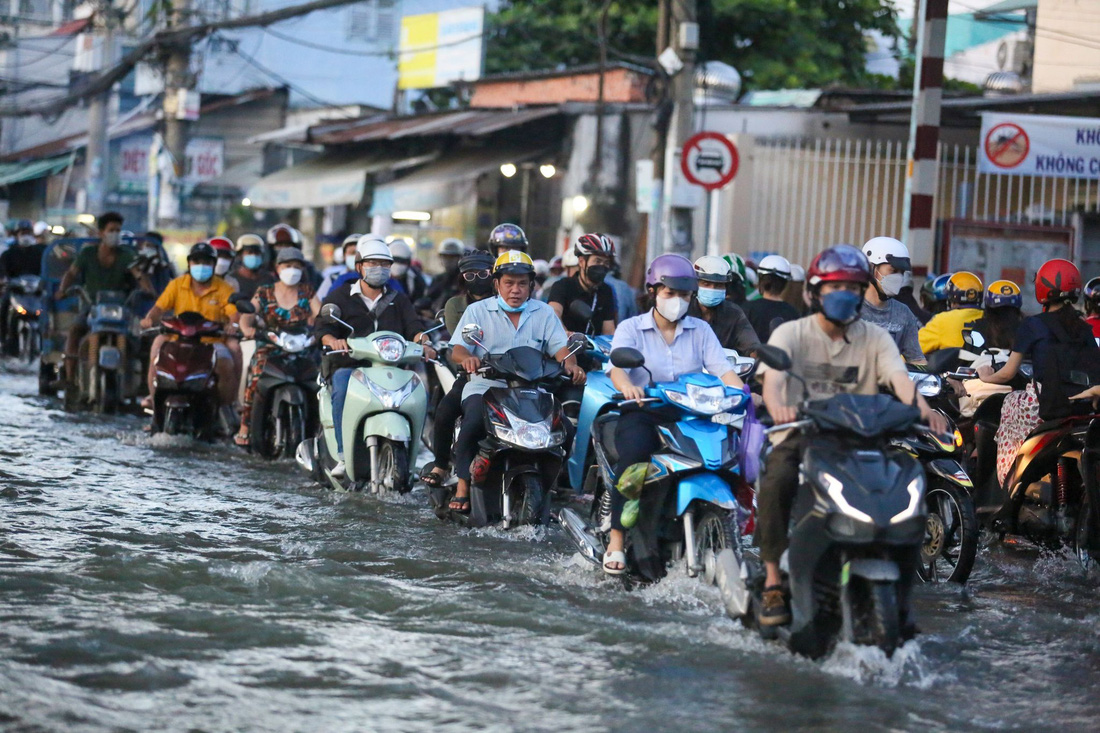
1035, 259, 1081, 305
574, 233, 615, 258
806, 244, 871, 288
208, 236, 234, 254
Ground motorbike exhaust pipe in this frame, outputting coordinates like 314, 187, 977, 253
558, 507, 605, 566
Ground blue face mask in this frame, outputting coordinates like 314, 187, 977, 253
497, 295, 526, 313
242, 253, 263, 270
190, 263, 214, 283
697, 288, 726, 308
820, 289, 863, 325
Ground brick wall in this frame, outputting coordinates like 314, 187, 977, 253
469, 68, 648, 108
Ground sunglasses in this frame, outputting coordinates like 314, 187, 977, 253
462, 271, 491, 281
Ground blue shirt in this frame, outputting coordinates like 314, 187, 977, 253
606, 274, 638, 321
611, 311, 732, 387
450, 297, 569, 399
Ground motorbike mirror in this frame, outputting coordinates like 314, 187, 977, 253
965, 330, 985, 349
320, 303, 342, 321
234, 299, 256, 315
434, 308, 446, 323
565, 332, 587, 356
568, 299, 594, 324
925, 347, 960, 375
755, 344, 792, 371
609, 347, 645, 369
461, 323, 484, 346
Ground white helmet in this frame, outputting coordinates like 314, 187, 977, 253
533, 258, 550, 277
745, 266, 758, 287
266, 224, 301, 245
789, 264, 806, 282
693, 255, 733, 283
356, 236, 393, 263
438, 238, 464, 256
33, 220, 50, 236
862, 236, 911, 272
387, 238, 413, 261
342, 233, 363, 247
562, 247, 579, 268
757, 254, 792, 281
236, 233, 264, 251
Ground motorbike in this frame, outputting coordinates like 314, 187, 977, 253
744, 345, 931, 658
420, 312, 458, 453
150, 312, 225, 439
558, 346, 752, 617
234, 298, 320, 459
4, 274, 46, 362
65, 288, 141, 414
296, 303, 427, 494
427, 325, 583, 528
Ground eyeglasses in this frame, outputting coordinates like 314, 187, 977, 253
463, 271, 491, 281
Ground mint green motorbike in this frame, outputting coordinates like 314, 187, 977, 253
296, 305, 427, 494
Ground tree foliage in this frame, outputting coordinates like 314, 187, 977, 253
485, 0, 900, 91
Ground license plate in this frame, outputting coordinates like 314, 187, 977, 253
711, 413, 740, 426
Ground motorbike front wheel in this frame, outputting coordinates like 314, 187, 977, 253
96, 370, 119, 414
1073, 494, 1094, 572
693, 506, 740, 562
376, 440, 409, 493
163, 405, 185, 436
284, 404, 305, 459
918, 481, 978, 584
517, 473, 547, 526
850, 579, 901, 657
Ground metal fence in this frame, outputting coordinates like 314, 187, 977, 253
745, 137, 1100, 267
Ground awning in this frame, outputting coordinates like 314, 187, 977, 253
369, 146, 550, 216
245, 150, 437, 209
0, 155, 72, 187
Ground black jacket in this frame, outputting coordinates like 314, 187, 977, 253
318, 282, 426, 369
688, 299, 761, 354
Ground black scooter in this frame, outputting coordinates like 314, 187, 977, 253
746, 345, 930, 658
3, 274, 45, 362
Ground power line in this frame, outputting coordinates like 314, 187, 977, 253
224, 33, 341, 108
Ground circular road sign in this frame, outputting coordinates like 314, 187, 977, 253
681, 131, 739, 191
984, 122, 1030, 169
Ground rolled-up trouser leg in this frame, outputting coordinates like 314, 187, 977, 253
754, 435, 803, 564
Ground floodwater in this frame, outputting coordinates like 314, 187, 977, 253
1, 364, 1098, 732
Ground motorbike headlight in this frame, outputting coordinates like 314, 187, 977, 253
98, 304, 125, 321
665, 383, 738, 415
819, 471, 874, 523
280, 333, 310, 353
909, 372, 942, 397
491, 406, 558, 449
356, 371, 420, 410
373, 336, 406, 363
890, 476, 925, 525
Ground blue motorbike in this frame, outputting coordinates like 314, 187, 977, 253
558, 347, 752, 614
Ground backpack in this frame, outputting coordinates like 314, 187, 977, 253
1032, 312, 1100, 420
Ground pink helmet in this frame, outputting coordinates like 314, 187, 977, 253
645, 253, 698, 292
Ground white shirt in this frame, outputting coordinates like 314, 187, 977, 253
350, 281, 383, 311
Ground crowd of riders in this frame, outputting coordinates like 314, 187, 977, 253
11, 211, 1100, 627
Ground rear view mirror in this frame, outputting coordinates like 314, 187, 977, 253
234, 299, 256, 315
568, 299, 594, 324
320, 304, 342, 321
610, 347, 645, 369
925, 347, 960, 375
434, 308, 446, 323
755, 344, 792, 371
461, 323, 484, 346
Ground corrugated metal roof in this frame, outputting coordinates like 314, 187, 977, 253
311, 107, 562, 145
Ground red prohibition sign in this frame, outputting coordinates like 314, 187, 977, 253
681, 131, 740, 190
984, 122, 1030, 169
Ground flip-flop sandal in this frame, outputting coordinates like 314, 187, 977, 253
420, 463, 448, 488
603, 550, 627, 575
448, 495, 471, 513
233, 432, 250, 447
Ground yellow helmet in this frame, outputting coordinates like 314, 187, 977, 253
985, 279, 1022, 309
493, 249, 535, 277
947, 271, 983, 307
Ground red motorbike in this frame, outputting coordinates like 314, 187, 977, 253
151, 312, 224, 439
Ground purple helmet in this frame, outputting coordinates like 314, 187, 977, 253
646, 253, 698, 292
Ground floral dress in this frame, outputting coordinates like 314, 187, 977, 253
241, 283, 315, 425
995, 381, 1042, 486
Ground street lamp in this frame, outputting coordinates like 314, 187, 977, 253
500, 163, 517, 178
572, 195, 589, 214
539, 164, 556, 178
241, 197, 252, 207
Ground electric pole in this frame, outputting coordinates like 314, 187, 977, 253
84, 0, 116, 217
658, 0, 697, 258
158, 0, 193, 228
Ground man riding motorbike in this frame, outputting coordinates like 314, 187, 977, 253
756, 244, 946, 625
689, 255, 761, 355
56, 212, 154, 385
858, 236, 925, 365
318, 234, 362, 300
446, 250, 585, 513
231, 234, 275, 300
919, 272, 983, 354
139, 242, 241, 413
548, 233, 617, 337
387, 237, 428, 303
485, 223, 528, 260
604, 253, 746, 574
418, 238, 466, 314
743, 255, 800, 343
317, 237, 435, 478
0, 219, 48, 352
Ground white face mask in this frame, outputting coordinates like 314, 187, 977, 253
656, 295, 690, 322
332, 249, 345, 265
877, 272, 906, 299
215, 258, 232, 276
391, 263, 409, 278
279, 267, 303, 286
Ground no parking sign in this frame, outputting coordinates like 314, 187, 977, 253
681, 132, 739, 191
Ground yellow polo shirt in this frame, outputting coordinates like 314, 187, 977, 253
156, 274, 237, 340
918, 307, 983, 353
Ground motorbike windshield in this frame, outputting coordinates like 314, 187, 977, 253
803, 393, 920, 438
489, 346, 563, 382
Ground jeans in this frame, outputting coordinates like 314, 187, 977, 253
332, 367, 355, 455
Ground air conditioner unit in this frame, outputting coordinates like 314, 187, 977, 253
997, 37, 1033, 76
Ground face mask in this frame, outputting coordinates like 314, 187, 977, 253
332, 249, 345, 265
242, 253, 263, 270
18, 234, 35, 246
585, 264, 610, 285
467, 276, 494, 297
362, 265, 391, 287
190, 263, 214, 283
820, 289, 863, 325
391, 262, 409, 278
102, 231, 120, 247
697, 288, 726, 308
656, 295, 690, 322
215, 259, 232, 276
279, 267, 303, 286
877, 272, 906, 299
140, 247, 158, 259
497, 295, 526, 313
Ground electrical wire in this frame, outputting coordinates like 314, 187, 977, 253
223, 34, 342, 108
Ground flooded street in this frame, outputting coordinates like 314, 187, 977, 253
2, 364, 1099, 732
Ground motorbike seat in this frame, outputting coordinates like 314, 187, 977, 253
594, 412, 621, 466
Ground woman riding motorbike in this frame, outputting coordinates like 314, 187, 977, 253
235, 247, 321, 447
603, 254, 745, 574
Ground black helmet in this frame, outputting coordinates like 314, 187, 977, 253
188, 242, 217, 261
459, 250, 495, 273
487, 223, 528, 253
14, 219, 32, 233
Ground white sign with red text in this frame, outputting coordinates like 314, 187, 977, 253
979, 112, 1100, 179
118, 136, 224, 190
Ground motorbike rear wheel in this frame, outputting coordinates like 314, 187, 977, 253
918, 481, 978, 584
163, 405, 185, 436
1073, 494, 1094, 572
376, 440, 409, 493
850, 579, 901, 656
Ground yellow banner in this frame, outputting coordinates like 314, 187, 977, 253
398, 12, 439, 91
